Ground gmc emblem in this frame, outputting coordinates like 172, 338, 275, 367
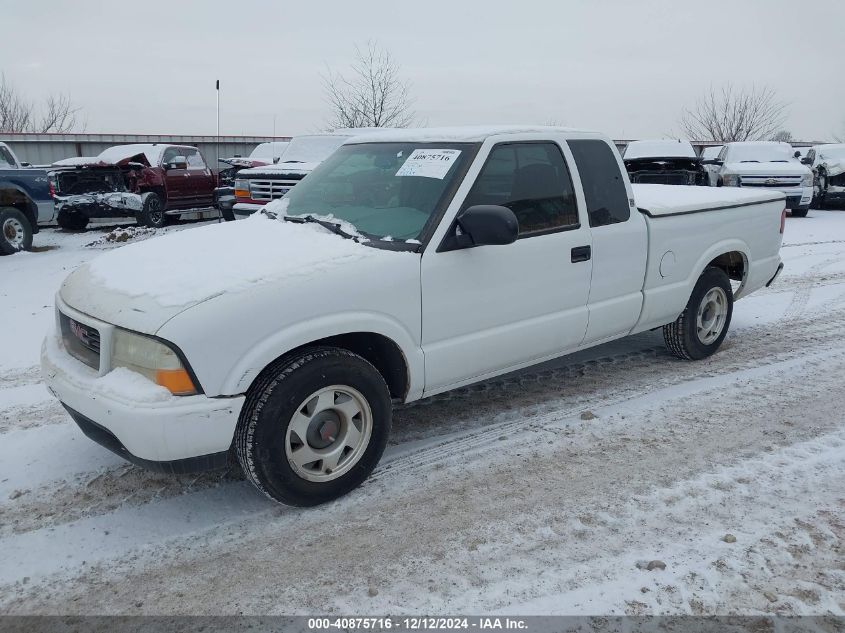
69, 319, 89, 345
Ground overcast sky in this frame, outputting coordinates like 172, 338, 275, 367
3, 0, 844, 141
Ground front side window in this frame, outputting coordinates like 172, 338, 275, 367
567, 139, 630, 228
461, 142, 579, 236
281, 142, 473, 241
162, 147, 183, 166
0, 146, 16, 168
183, 148, 206, 169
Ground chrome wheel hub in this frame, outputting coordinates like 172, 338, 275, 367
2, 218, 25, 248
285, 385, 372, 482
696, 287, 728, 345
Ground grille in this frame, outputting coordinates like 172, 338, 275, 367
59, 312, 101, 370
740, 176, 802, 188
830, 173, 845, 187
248, 178, 302, 201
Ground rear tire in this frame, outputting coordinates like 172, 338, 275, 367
663, 267, 733, 360
0, 207, 33, 255
136, 193, 167, 228
235, 347, 392, 506
56, 210, 89, 231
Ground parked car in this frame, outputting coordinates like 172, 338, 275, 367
622, 139, 708, 185
42, 126, 785, 505
50, 144, 217, 229
801, 144, 845, 209
215, 141, 290, 221
0, 142, 54, 255
232, 133, 356, 219
700, 145, 723, 186
704, 141, 813, 216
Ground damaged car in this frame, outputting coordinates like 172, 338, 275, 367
50, 144, 216, 230
215, 141, 289, 221
622, 139, 709, 186
802, 144, 845, 209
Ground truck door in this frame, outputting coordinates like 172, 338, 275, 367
183, 148, 215, 206
567, 139, 648, 344
161, 146, 191, 206
420, 140, 592, 393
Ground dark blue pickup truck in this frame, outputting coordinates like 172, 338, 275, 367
0, 142, 54, 255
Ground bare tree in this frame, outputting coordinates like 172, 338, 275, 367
323, 42, 415, 129
680, 84, 787, 142
770, 129, 793, 143
0, 73, 84, 133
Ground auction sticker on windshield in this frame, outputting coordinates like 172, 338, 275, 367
395, 149, 462, 179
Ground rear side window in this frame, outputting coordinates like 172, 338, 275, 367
568, 139, 630, 227
462, 142, 579, 236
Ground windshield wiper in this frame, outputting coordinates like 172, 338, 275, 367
283, 214, 362, 242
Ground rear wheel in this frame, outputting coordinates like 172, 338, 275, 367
235, 347, 392, 506
664, 267, 733, 360
0, 207, 33, 255
136, 193, 167, 228
56, 210, 89, 231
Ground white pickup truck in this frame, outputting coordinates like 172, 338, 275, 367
704, 141, 814, 217
42, 126, 786, 505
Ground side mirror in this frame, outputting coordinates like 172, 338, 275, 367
440, 205, 518, 252
701, 158, 723, 166
793, 150, 801, 158
20, 161, 31, 167
166, 156, 188, 170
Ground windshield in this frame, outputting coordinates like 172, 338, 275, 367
281, 142, 473, 241
727, 143, 793, 163
249, 142, 289, 162
278, 136, 349, 164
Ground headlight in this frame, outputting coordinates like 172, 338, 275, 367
234, 179, 250, 198
722, 174, 740, 187
111, 328, 198, 395
801, 173, 813, 187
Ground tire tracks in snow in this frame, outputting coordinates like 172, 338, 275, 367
5, 335, 845, 615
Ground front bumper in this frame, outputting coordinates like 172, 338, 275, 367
41, 332, 244, 470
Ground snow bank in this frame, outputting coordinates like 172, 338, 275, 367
84, 213, 386, 307
633, 183, 784, 216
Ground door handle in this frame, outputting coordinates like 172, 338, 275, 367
571, 245, 591, 263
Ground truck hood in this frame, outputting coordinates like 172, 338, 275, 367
59, 215, 388, 335
723, 161, 809, 176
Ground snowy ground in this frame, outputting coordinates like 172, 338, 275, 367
0, 211, 844, 616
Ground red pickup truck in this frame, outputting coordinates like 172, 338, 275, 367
50, 144, 217, 229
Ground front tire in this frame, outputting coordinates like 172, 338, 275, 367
0, 207, 33, 255
235, 347, 392, 506
663, 267, 733, 360
136, 193, 167, 228
791, 208, 809, 218
56, 210, 89, 231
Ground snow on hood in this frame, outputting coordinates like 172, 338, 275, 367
823, 160, 845, 178
96, 144, 164, 166
633, 184, 784, 216
60, 214, 391, 334
723, 161, 810, 176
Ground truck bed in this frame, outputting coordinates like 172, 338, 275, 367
632, 183, 785, 216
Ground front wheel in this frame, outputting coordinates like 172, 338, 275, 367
0, 207, 33, 255
56, 210, 89, 231
235, 347, 392, 506
663, 267, 733, 360
136, 193, 167, 228
791, 208, 809, 218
